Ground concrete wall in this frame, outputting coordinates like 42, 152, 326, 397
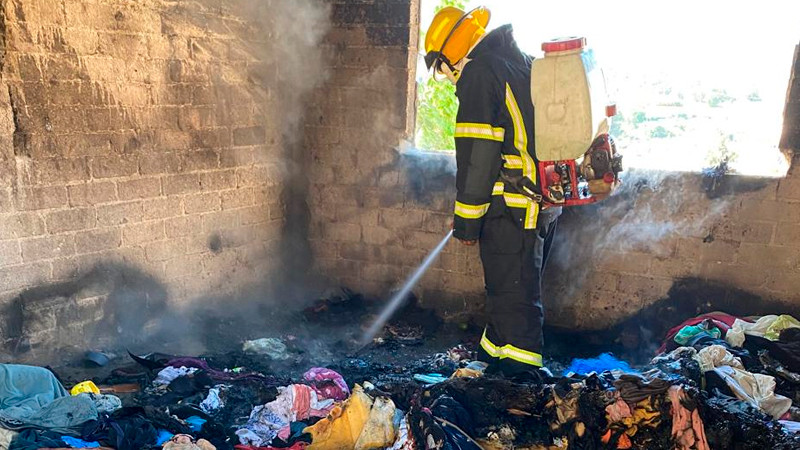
0, 0, 329, 351
307, 1, 800, 330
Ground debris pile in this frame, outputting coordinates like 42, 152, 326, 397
2, 306, 800, 449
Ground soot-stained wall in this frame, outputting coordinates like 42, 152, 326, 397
308, 1, 800, 330
0, 0, 329, 354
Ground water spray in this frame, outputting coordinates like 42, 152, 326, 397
360, 230, 454, 346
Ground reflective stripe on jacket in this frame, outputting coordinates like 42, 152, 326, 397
452, 24, 540, 241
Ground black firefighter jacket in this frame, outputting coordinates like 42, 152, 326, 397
452, 24, 542, 241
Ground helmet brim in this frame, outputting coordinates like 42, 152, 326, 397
424, 7, 491, 71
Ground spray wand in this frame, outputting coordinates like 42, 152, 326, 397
359, 229, 454, 347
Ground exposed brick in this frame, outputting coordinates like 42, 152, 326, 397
143, 197, 183, 220
74, 228, 122, 253
21, 235, 75, 262
379, 208, 424, 230
616, 274, 672, 301
27, 158, 89, 185
221, 188, 254, 210
202, 210, 240, 232
165, 216, 195, 238
362, 225, 396, 246
199, 170, 237, 191
45, 207, 96, 233
325, 222, 362, 243
233, 126, 265, 146
775, 223, 800, 246
145, 239, 186, 262
0, 241, 22, 267
698, 240, 740, 263
594, 250, 653, 274
117, 177, 162, 200
0, 262, 50, 293
89, 155, 139, 179
184, 192, 221, 214
182, 150, 219, 172
164, 254, 204, 279
96, 201, 143, 226
14, 186, 68, 210
67, 182, 117, 206
0, 213, 45, 239
139, 153, 181, 175
163, 173, 202, 195
123, 221, 166, 245
737, 243, 800, 268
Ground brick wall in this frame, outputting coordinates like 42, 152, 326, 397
0, 0, 328, 351
307, 1, 800, 330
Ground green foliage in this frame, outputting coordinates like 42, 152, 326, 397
415, 0, 466, 151
631, 111, 648, 126
706, 133, 738, 168
747, 91, 762, 102
708, 89, 735, 107
609, 112, 625, 138
650, 125, 674, 138
435, 0, 466, 11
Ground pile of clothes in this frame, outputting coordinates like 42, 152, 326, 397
2, 312, 800, 449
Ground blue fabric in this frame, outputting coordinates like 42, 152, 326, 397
563, 353, 636, 376
413, 374, 449, 385
156, 429, 174, 445
61, 435, 101, 447
0, 364, 67, 413
185, 415, 206, 432
0, 364, 97, 433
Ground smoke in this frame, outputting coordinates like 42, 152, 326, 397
547, 168, 734, 307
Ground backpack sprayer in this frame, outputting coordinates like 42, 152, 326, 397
530, 37, 623, 206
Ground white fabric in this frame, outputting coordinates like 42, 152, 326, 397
201, 386, 226, 413
726, 315, 778, 347
695, 345, 744, 372
0, 427, 17, 450
713, 365, 792, 419
154, 366, 198, 386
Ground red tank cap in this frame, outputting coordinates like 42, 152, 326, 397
542, 37, 586, 53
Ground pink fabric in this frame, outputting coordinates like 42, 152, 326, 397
669, 386, 710, 450
605, 397, 632, 422
278, 385, 333, 441
302, 367, 350, 401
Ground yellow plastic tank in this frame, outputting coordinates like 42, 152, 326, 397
531, 37, 609, 161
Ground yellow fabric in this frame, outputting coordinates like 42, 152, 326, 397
305, 385, 396, 450
455, 122, 505, 142
70, 380, 100, 396
452, 368, 484, 378
502, 154, 523, 169
354, 396, 397, 450
424, 7, 490, 67
480, 329, 543, 367
765, 315, 800, 340
504, 83, 538, 229
492, 182, 504, 196
454, 201, 490, 219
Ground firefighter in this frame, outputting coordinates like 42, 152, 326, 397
423, 6, 561, 376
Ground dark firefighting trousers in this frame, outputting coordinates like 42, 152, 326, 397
476, 206, 559, 373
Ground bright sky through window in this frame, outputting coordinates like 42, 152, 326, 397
419, 0, 799, 176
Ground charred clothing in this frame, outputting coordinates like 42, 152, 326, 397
452, 24, 560, 370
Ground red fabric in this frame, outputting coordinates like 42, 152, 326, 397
234, 443, 307, 450
658, 312, 744, 354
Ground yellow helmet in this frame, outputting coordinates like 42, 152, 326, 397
423, 6, 491, 72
